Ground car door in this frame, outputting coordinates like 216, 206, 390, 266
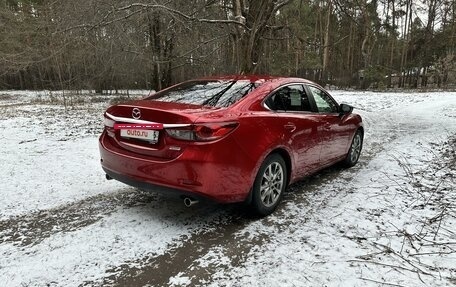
264, 84, 324, 177
306, 85, 352, 165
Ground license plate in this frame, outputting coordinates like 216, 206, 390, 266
120, 129, 159, 143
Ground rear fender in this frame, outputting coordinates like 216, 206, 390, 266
244, 144, 295, 204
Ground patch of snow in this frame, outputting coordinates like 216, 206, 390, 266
0, 114, 123, 219
168, 272, 192, 287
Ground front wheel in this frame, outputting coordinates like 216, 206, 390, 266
251, 154, 287, 216
343, 129, 363, 167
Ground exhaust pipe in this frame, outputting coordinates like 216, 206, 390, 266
105, 174, 113, 180
184, 197, 199, 207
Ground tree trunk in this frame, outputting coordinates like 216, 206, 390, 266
322, 0, 332, 83
399, 0, 410, 88
388, 0, 395, 88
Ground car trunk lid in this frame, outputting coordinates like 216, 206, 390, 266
104, 101, 223, 159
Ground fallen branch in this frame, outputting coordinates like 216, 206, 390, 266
349, 259, 431, 276
359, 277, 408, 287
372, 242, 434, 276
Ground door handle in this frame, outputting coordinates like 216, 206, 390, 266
284, 123, 296, 132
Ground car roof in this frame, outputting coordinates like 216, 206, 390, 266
196, 75, 318, 85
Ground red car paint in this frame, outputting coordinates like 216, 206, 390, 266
99, 76, 363, 203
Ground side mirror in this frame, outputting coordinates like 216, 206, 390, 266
339, 103, 354, 115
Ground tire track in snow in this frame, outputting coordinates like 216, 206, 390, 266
0, 196, 234, 287
0, 188, 156, 247
85, 212, 261, 287
89, 166, 374, 287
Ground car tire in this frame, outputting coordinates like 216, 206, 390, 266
251, 154, 287, 216
343, 129, 363, 167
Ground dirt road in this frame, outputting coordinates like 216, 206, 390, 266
1, 91, 455, 286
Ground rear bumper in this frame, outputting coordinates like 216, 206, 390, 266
99, 132, 255, 203
103, 167, 212, 201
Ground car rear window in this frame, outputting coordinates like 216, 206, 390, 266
146, 80, 259, 107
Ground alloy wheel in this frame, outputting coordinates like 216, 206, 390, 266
259, 162, 284, 207
350, 133, 362, 163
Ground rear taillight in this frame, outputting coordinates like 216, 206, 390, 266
104, 116, 115, 137
166, 122, 238, 142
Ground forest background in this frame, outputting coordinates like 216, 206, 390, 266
1, 0, 455, 91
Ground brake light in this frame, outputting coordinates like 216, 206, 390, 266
166, 122, 238, 141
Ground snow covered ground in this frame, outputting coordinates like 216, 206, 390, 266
0, 90, 455, 286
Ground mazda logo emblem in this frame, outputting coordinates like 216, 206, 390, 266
132, 108, 141, 119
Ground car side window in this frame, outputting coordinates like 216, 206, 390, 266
265, 85, 312, 112
308, 86, 339, 113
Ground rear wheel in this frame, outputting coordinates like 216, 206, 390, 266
343, 129, 363, 167
251, 154, 287, 216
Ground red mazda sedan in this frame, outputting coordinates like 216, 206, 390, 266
99, 75, 363, 215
